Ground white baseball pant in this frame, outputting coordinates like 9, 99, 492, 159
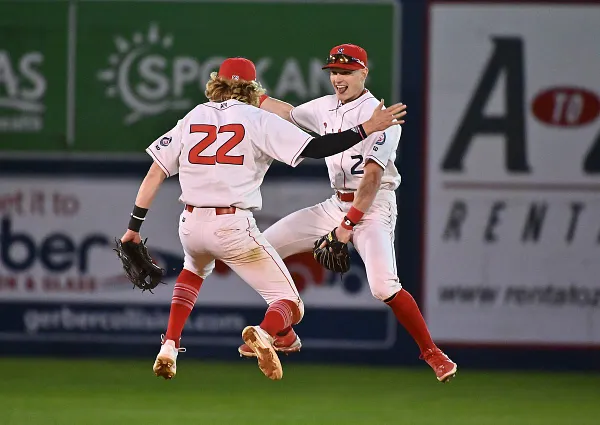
263, 190, 402, 301
178, 207, 304, 318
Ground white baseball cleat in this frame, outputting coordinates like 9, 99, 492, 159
153, 337, 185, 380
238, 328, 301, 358
241, 325, 283, 380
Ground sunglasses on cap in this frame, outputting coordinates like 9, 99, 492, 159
326, 53, 366, 67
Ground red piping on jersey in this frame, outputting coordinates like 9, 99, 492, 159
291, 136, 313, 166
328, 89, 370, 111
146, 147, 171, 177
340, 96, 376, 123
289, 108, 313, 133
365, 154, 386, 170
329, 99, 342, 112
290, 108, 299, 124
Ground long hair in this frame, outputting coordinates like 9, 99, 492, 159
205, 72, 266, 107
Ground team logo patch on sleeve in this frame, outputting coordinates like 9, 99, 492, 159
375, 133, 386, 145
160, 136, 172, 146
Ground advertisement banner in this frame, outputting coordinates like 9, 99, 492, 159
0, 0, 400, 153
0, 1, 68, 151
0, 303, 394, 349
0, 177, 394, 348
425, 3, 600, 345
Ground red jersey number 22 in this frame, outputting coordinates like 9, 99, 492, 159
188, 124, 245, 165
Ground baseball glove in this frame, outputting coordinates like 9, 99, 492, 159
313, 228, 350, 273
113, 238, 165, 292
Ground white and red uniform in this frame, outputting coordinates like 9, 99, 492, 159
146, 99, 314, 312
264, 91, 403, 300
236, 44, 457, 383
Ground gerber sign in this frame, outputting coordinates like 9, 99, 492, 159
424, 3, 600, 346
0, 177, 394, 348
0, 0, 399, 153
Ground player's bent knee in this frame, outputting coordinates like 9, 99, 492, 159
185, 268, 212, 280
182, 261, 214, 280
370, 280, 403, 302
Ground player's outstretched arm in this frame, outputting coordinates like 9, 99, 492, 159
362, 100, 405, 135
301, 101, 406, 159
260, 96, 294, 122
120, 162, 167, 244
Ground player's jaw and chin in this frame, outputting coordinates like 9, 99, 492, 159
329, 68, 368, 104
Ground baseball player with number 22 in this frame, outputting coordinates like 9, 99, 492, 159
238, 44, 458, 383
118, 57, 406, 381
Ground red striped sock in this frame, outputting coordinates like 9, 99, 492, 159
277, 326, 293, 337
260, 300, 300, 337
386, 289, 436, 353
165, 269, 203, 347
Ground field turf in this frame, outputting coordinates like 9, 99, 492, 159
0, 358, 598, 425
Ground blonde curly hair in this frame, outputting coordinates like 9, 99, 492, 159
205, 72, 266, 107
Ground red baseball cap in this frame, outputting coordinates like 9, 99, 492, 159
218, 57, 256, 81
322, 44, 368, 71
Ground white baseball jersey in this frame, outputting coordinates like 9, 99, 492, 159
261, 90, 403, 302
290, 90, 402, 192
146, 99, 312, 210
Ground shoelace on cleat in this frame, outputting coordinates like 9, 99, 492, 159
420, 349, 451, 369
160, 334, 186, 353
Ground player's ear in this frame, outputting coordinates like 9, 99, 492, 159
361, 68, 369, 81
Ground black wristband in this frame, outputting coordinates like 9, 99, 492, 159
355, 124, 367, 140
128, 205, 148, 232
340, 215, 356, 230
345, 215, 357, 226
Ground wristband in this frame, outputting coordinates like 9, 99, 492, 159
352, 124, 367, 140
128, 205, 148, 232
259, 94, 269, 107
340, 207, 364, 230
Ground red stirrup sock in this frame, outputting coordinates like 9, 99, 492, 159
260, 300, 300, 337
165, 269, 204, 347
385, 289, 437, 353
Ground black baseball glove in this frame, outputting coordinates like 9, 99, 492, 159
313, 228, 350, 273
114, 238, 165, 292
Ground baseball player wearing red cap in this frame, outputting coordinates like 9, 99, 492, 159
238, 44, 458, 382
119, 57, 406, 381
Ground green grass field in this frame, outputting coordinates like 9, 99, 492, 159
0, 358, 598, 425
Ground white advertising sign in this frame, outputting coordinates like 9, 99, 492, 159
0, 177, 382, 310
425, 4, 600, 345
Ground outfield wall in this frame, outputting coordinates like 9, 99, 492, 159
1, 0, 599, 370
0, 0, 399, 153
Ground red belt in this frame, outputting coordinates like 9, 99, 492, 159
336, 191, 355, 202
185, 205, 237, 215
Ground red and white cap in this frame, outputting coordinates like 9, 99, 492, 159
218, 57, 257, 81
322, 44, 368, 71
